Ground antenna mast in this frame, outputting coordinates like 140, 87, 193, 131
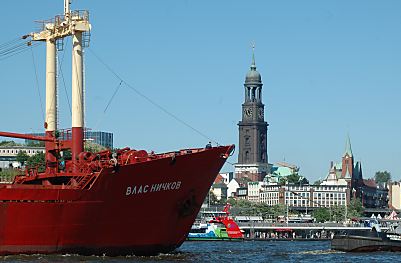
64, 0, 71, 16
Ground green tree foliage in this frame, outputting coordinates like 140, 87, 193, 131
331, 205, 346, 222
287, 173, 301, 184
279, 177, 287, 185
16, 151, 29, 166
84, 141, 106, 153
347, 199, 364, 218
0, 168, 20, 182
374, 171, 391, 184
282, 173, 309, 185
26, 141, 45, 147
299, 177, 309, 185
0, 140, 19, 146
204, 190, 219, 205
26, 152, 45, 172
227, 197, 237, 206
313, 207, 331, 222
313, 180, 322, 185
270, 204, 287, 218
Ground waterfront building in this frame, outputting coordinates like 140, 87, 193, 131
227, 178, 240, 198
259, 184, 281, 206
235, 48, 269, 182
219, 172, 234, 185
236, 186, 248, 200
0, 146, 45, 168
258, 184, 347, 210
321, 135, 388, 208
389, 182, 401, 210
248, 181, 264, 202
211, 183, 228, 201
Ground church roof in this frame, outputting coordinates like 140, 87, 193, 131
344, 134, 353, 157
245, 47, 262, 84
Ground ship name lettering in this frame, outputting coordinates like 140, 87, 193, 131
125, 181, 182, 196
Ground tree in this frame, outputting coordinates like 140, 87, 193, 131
26, 152, 45, 172
313, 180, 322, 185
279, 177, 287, 185
84, 141, 106, 153
348, 199, 363, 218
227, 197, 237, 206
374, 171, 391, 184
16, 151, 29, 166
271, 204, 287, 218
0, 140, 18, 146
331, 205, 346, 222
313, 207, 331, 222
299, 177, 309, 185
26, 141, 45, 147
287, 173, 301, 184
204, 190, 218, 205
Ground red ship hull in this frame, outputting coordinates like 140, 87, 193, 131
0, 145, 233, 256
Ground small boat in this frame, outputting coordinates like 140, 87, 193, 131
331, 220, 401, 252
187, 204, 244, 241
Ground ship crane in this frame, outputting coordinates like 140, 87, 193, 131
0, 0, 91, 174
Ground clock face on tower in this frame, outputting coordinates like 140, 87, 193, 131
244, 108, 253, 118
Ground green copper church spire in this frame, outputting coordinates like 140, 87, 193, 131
344, 134, 353, 157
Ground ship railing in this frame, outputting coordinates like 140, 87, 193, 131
34, 18, 56, 32
70, 10, 89, 23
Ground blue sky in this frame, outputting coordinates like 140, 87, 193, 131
0, 0, 400, 182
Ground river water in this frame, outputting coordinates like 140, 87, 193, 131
1, 241, 400, 262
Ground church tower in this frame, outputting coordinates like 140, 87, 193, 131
342, 135, 354, 180
235, 48, 269, 182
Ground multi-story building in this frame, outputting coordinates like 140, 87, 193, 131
0, 146, 45, 168
248, 181, 263, 202
389, 182, 401, 210
322, 135, 388, 208
257, 183, 348, 210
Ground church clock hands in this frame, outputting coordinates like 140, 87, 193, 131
244, 108, 253, 118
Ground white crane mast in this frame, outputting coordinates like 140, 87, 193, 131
30, 0, 91, 172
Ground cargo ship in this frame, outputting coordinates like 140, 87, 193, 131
0, 1, 233, 256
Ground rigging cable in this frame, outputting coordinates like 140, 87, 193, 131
0, 41, 40, 62
93, 80, 123, 130
57, 38, 72, 114
87, 47, 219, 145
30, 44, 45, 124
0, 37, 22, 49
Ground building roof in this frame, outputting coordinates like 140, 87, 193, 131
245, 47, 261, 84
344, 134, 353, 157
214, 174, 224, 184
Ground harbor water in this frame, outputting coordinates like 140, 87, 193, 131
1, 241, 400, 262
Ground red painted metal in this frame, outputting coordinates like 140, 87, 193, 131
45, 131, 57, 174
0, 131, 53, 142
0, 138, 234, 255
71, 127, 84, 170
